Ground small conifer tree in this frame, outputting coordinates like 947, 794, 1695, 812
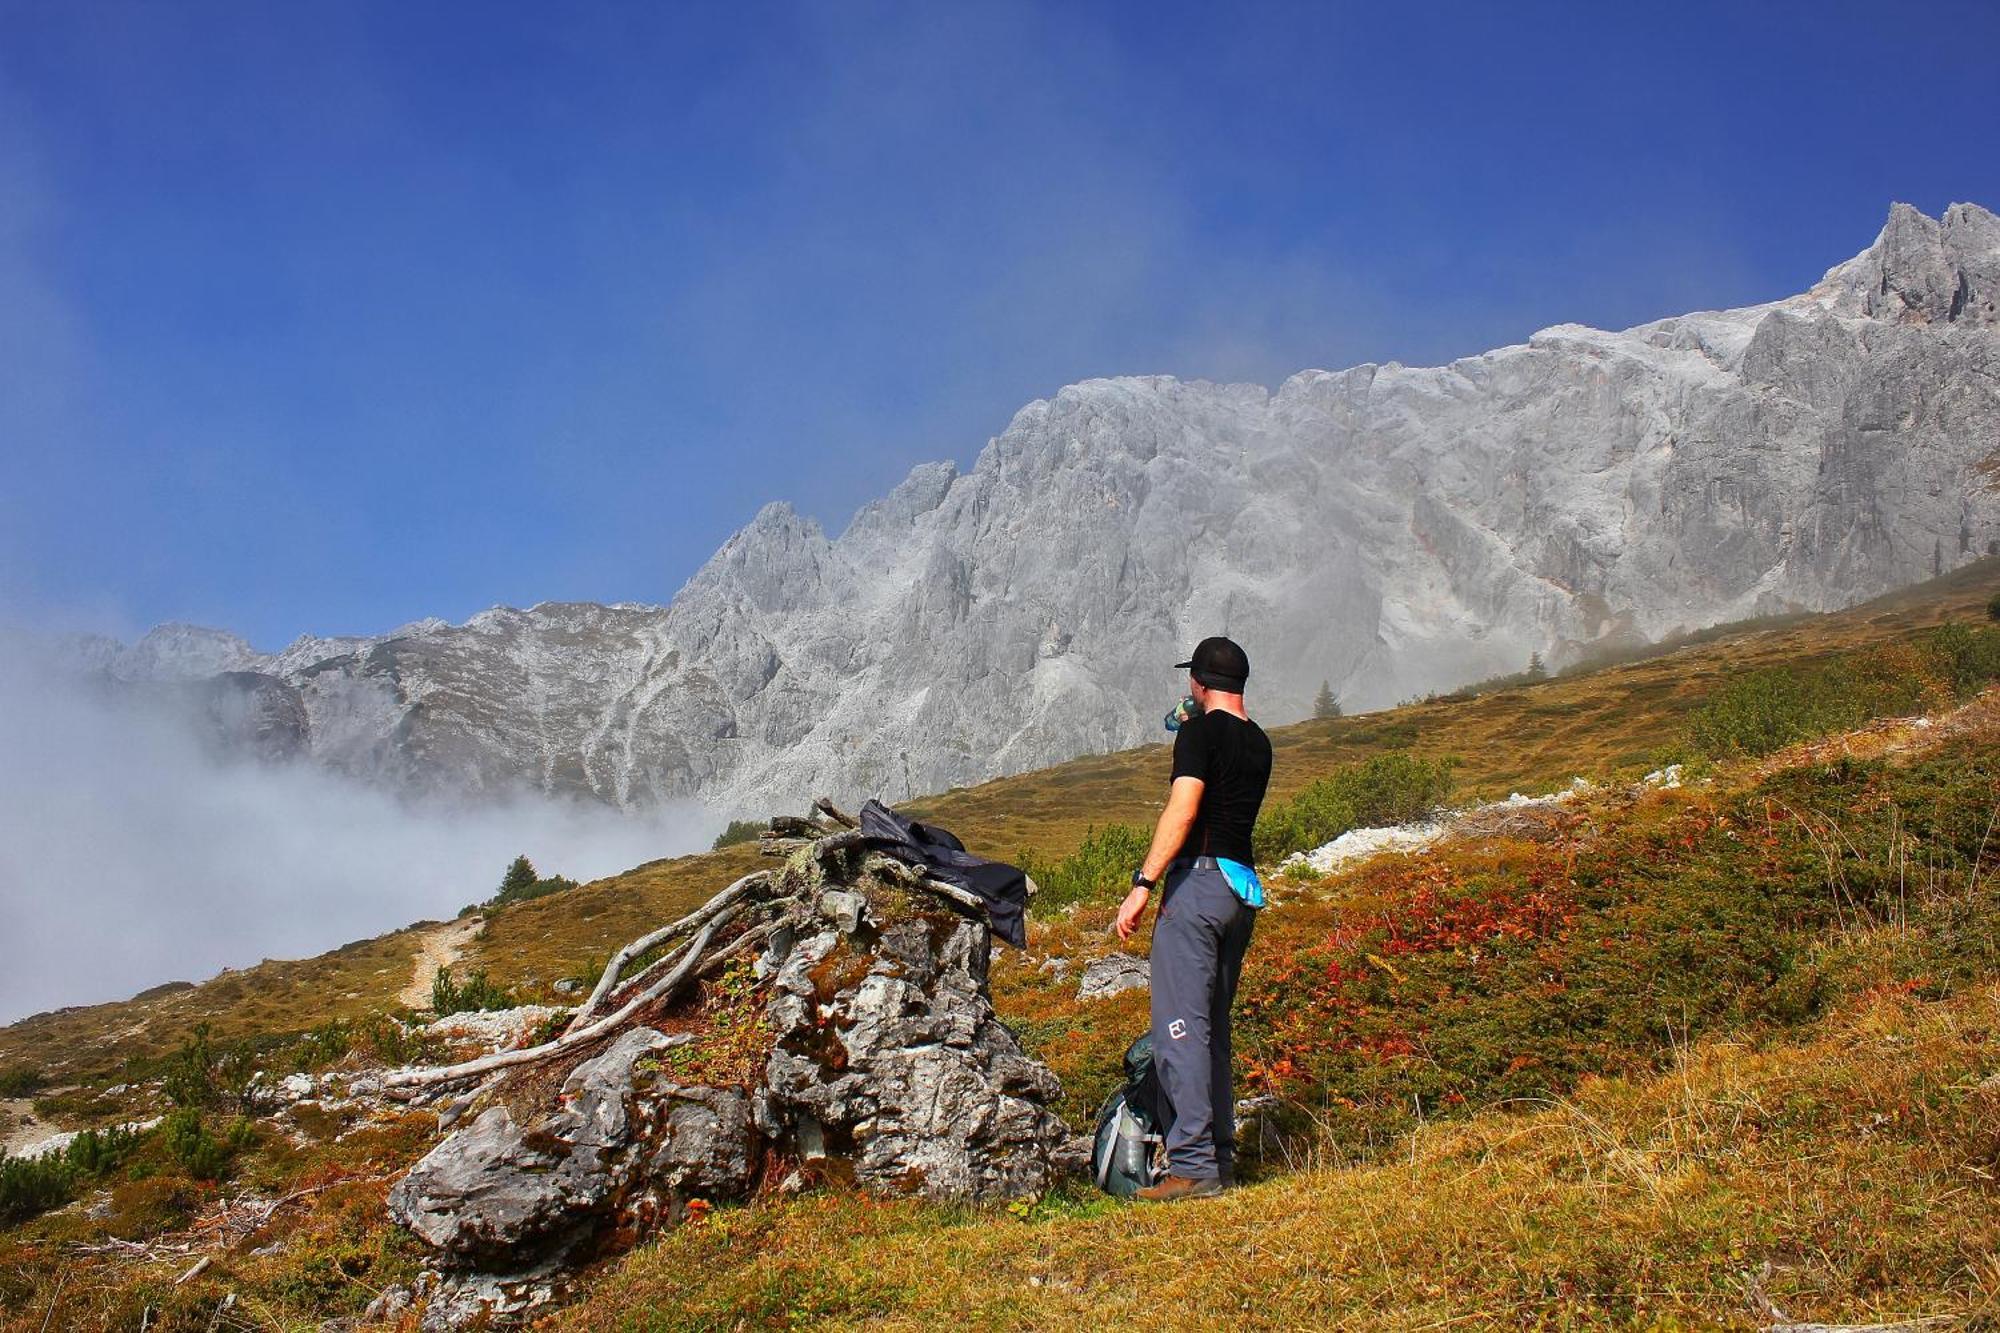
498, 855, 538, 900
1526, 651, 1547, 680
1313, 680, 1343, 719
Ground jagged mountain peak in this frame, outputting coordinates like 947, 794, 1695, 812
117, 623, 263, 681
1810, 200, 2000, 326
84, 200, 2000, 816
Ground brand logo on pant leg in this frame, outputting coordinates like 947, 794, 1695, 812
1167, 1019, 1187, 1040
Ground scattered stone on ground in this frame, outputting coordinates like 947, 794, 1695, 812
1077, 953, 1151, 1000
426, 1006, 564, 1057
1286, 820, 1451, 875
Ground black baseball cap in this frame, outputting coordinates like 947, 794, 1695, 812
1174, 636, 1249, 692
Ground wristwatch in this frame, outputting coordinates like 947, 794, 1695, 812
1130, 869, 1155, 891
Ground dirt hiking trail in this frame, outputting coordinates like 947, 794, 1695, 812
399, 916, 484, 1010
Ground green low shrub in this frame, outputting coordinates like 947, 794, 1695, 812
291, 1019, 355, 1072
1018, 824, 1152, 911
711, 819, 765, 851
363, 1014, 435, 1064
1685, 624, 2000, 759
0, 1066, 46, 1098
162, 1108, 252, 1182
161, 1023, 218, 1109
1924, 621, 2000, 696
156, 1022, 266, 1113
0, 1150, 75, 1226
64, 1125, 140, 1178
285, 1013, 438, 1069
1253, 753, 1458, 862
0, 1124, 145, 1226
431, 966, 513, 1016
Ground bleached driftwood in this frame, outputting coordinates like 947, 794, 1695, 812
380, 809, 995, 1093
564, 871, 770, 1033
381, 912, 735, 1090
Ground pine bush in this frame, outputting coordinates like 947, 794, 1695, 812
1253, 754, 1458, 863
432, 966, 513, 1015
711, 819, 765, 851
1018, 824, 1152, 911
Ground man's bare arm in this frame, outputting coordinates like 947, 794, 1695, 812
1116, 776, 1204, 940
1142, 776, 1204, 881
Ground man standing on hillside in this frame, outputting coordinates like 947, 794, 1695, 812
1115, 635, 1272, 1201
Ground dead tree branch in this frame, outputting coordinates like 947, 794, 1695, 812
385, 912, 736, 1090
565, 871, 769, 1033
813, 796, 859, 828
379, 806, 996, 1093
861, 852, 991, 923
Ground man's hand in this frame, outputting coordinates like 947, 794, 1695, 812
1114, 885, 1151, 941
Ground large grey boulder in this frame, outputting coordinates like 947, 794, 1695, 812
388, 1026, 754, 1325
759, 914, 1077, 1200
389, 877, 1075, 1327
388, 1027, 745, 1269
1077, 953, 1151, 1000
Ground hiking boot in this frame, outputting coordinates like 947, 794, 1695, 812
1135, 1174, 1224, 1203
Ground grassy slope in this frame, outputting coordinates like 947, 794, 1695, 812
13, 691, 1991, 1329
4, 563, 2000, 1329
3, 557, 1994, 1085
554, 687, 2000, 1330
560, 987, 1997, 1331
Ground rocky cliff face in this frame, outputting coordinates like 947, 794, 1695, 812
67, 202, 2000, 815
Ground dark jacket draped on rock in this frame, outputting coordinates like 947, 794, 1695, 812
858, 799, 1030, 947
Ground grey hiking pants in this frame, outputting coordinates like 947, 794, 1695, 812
1150, 859, 1257, 1181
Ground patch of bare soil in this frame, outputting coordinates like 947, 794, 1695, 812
1, 1095, 57, 1157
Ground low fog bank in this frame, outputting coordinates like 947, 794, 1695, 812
0, 646, 718, 1025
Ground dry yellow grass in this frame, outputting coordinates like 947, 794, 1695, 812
555, 983, 1999, 1331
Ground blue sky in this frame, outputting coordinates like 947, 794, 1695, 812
2, 0, 1996, 649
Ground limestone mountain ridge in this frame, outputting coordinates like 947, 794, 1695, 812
58, 201, 2000, 817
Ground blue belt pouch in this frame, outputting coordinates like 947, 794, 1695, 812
1215, 857, 1266, 909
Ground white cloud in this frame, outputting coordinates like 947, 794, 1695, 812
0, 647, 715, 1024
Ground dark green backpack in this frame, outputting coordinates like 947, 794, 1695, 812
1090, 1031, 1171, 1197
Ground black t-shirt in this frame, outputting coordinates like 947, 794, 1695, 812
1169, 710, 1273, 865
